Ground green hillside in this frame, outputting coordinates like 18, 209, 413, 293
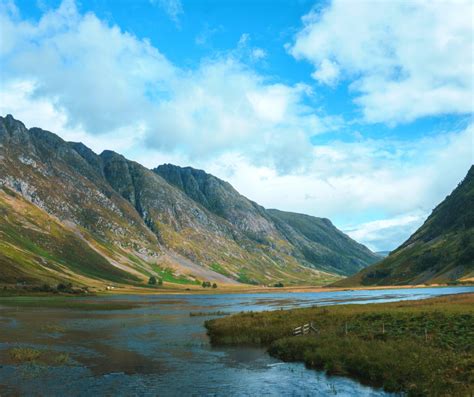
335, 166, 474, 286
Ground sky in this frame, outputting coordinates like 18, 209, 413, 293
0, 0, 473, 252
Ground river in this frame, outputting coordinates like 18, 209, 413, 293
0, 286, 472, 396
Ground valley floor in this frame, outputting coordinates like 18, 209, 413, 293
3, 281, 470, 299
205, 293, 474, 396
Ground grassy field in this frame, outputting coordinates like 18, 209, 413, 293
205, 293, 474, 396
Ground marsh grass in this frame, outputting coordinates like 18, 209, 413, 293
205, 293, 474, 396
8, 348, 73, 366
54, 353, 71, 365
189, 311, 230, 317
9, 348, 41, 363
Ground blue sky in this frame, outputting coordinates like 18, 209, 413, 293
1, 0, 473, 251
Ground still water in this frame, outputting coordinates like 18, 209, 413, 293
0, 286, 472, 396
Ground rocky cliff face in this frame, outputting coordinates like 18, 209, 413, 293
0, 115, 379, 288
335, 166, 474, 286
155, 164, 380, 276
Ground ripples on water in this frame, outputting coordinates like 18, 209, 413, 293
1, 286, 472, 396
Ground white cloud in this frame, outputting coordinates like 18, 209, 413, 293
311, 59, 339, 86
204, 124, 473, 250
150, 0, 183, 24
236, 33, 268, 63
344, 213, 427, 252
251, 48, 267, 61
0, 80, 145, 154
0, 3, 334, 172
195, 24, 222, 46
289, 0, 474, 124
1, 0, 176, 134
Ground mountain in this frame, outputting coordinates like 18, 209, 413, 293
335, 166, 474, 287
266, 209, 377, 275
154, 164, 379, 276
0, 115, 378, 289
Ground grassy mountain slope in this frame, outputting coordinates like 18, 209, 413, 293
0, 187, 141, 286
155, 165, 380, 276
267, 209, 379, 275
0, 115, 377, 287
335, 166, 474, 286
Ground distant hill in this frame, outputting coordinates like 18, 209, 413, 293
266, 209, 377, 275
335, 166, 474, 287
0, 115, 378, 288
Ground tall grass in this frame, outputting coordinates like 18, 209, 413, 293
205, 293, 474, 396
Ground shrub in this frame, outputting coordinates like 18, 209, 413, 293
148, 276, 157, 285
56, 283, 73, 293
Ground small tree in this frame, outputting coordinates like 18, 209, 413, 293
148, 276, 157, 285
212, 283, 217, 289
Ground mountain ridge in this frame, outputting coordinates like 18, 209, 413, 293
0, 114, 379, 289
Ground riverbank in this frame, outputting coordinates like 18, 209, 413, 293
3, 280, 469, 298
0, 282, 470, 309
205, 293, 474, 396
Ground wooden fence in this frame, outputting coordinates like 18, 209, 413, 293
292, 321, 318, 336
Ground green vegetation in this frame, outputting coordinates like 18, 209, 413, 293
0, 283, 89, 296
237, 271, 259, 285
54, 353, 71, 365
8, 347, 71, 366
152, 266, 199, 285
206, 294, 474, 396
210, 262, 232, 278
0, 188, 141, 286
9, 348, 41, 363
200, 281, 217, 288
189, 310, 229, 317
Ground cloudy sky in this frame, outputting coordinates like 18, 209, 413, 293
0, 0, 473, 251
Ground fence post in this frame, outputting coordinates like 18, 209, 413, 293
345, 322, 348, 335
382, 322, 385, 335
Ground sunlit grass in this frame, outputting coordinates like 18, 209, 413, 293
8, 348, 72, 366
9, 348, 41, 363
206, 293, 474, 396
